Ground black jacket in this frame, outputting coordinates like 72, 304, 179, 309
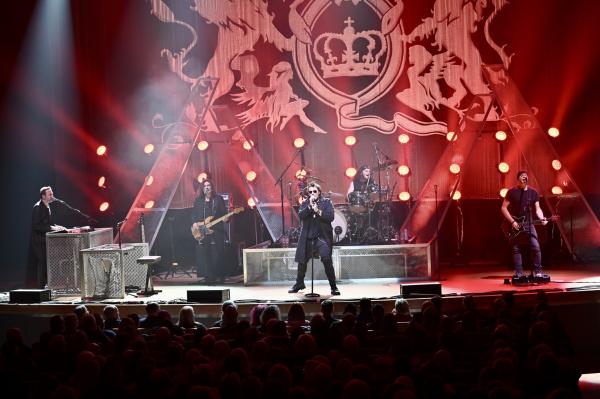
294, 196, 334, 263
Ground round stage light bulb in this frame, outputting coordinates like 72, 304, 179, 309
99, 202, 110, 212
295, 168, 307, 179
145, 175, 154, 186
97, 176, 106, 188
197, 140, 209, 151
446, 131, 458, 141
96, 145, 107, 156
293, 137, 305, 148
344, 136, 357, 146
398, 191, 411, 201
449, 163, 461, 174
197, 172, 208, 183
246, 170, 257, 182
144, 201, 155, 209
345, 167, 357, 178
144, 144, 154, 154
548, 127, 560, 138
498, 162, 510, 173
242, 140, 254, 150
452, 190, 462, 200
397, 165, 410, 176
500, 188, 508, 198
247, 197, 256, 208
551, 159, 562, 170
551, 186, 563, 195
495, 130, 507, 141
398, 133, 410, 144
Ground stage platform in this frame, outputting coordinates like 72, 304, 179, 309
2, 263, 600, 316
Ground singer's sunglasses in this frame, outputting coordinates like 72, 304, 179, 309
308, 190, 319, 194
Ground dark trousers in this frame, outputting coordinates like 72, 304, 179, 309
27, 240, 47, 288
511, 230, 542, 274
296, 238, 337, 289
196, 239, 224, 282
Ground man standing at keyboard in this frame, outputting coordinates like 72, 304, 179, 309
27, 186, 65, 288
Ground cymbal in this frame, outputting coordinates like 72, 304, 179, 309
324, 191, 345, 197
372, 159, 398, 171
306, 175, 324, 182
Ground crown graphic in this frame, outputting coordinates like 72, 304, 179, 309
313, 17, 387, 79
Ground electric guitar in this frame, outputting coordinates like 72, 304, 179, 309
191, 207, 244, 242
501, 215, 559, 241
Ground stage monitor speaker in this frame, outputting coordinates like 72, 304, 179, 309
400, 282, 441, 298
187, 289, 230, 303
9, 289, 52, 303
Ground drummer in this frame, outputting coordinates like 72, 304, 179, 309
347, 165, 378, 199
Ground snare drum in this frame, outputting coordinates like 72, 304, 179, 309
348, 191, 368, 213
332, 208, 348, 242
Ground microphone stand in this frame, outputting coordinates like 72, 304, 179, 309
116, 219, 127, 249
274, 149, 302, 243
55, 200, 99, 225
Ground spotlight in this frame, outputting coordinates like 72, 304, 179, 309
96, 145, 107, 156
452, 190, 462, 200
495, 131, 507, 141
97, 176, 106, 188
99, 202, 110, 212
548, 127, 560, 138
397, 165, 410, 176
500, 188, 508, 198
145, 176, 154, 186
246, 170, 257, 182
551, 186, 563, 195
197, 172, 208, 183
449, 163, 461, 174
242, 140, 254, 151
295, 168, 308, 180
551, 160, 562, 170
345, 167, 357, 178
398, 191, 411, 201
144, 144, 155, 154
344, 136, 357, 146
197, 140, 209, 151
144, 200, 155, 209
398, 134, 410, 144
247, 197, 256, 208
446, 131, 458, 141
498, 162, 510, 173
293, 137, 305, 149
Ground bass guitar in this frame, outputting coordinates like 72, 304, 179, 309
501, 215, 559, 241
191, 207, 244, 242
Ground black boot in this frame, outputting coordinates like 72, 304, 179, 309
322, 258, 340, 295
288, 263, 307, 293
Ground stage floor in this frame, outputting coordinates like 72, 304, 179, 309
7, 262, 596, 305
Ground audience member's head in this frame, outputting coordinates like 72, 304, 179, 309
73, 305, 89, 320
145, 302, 160, 316
260, 304, 281, 326
249, 304, 267, 327
178, 305, 198, 328
102, 305, 120, 322
287, 303, 307, 323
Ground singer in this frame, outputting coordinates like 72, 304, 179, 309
289, 181, 340, 295
501, 171, 549, 281
27, 186, 65, 288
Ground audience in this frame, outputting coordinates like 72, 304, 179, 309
0, 294, 582, 399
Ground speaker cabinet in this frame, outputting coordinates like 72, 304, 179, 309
187, 289, 230, 303
9, 289, 52, 303
400, 282, 441, 298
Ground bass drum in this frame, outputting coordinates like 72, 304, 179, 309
332, 208, 348, 243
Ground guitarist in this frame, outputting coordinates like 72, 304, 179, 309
192, 180, 227, 284
501, 171, 548, 281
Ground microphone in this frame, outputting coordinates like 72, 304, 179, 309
116, 218, 128, 228
52, 197, 65, 204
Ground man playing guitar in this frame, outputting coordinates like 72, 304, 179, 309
501, 171, 549, 282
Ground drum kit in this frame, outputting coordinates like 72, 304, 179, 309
289, 159, 400, 245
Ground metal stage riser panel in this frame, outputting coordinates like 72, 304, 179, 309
46, 228, 114, 295
243, 244, 431, 285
